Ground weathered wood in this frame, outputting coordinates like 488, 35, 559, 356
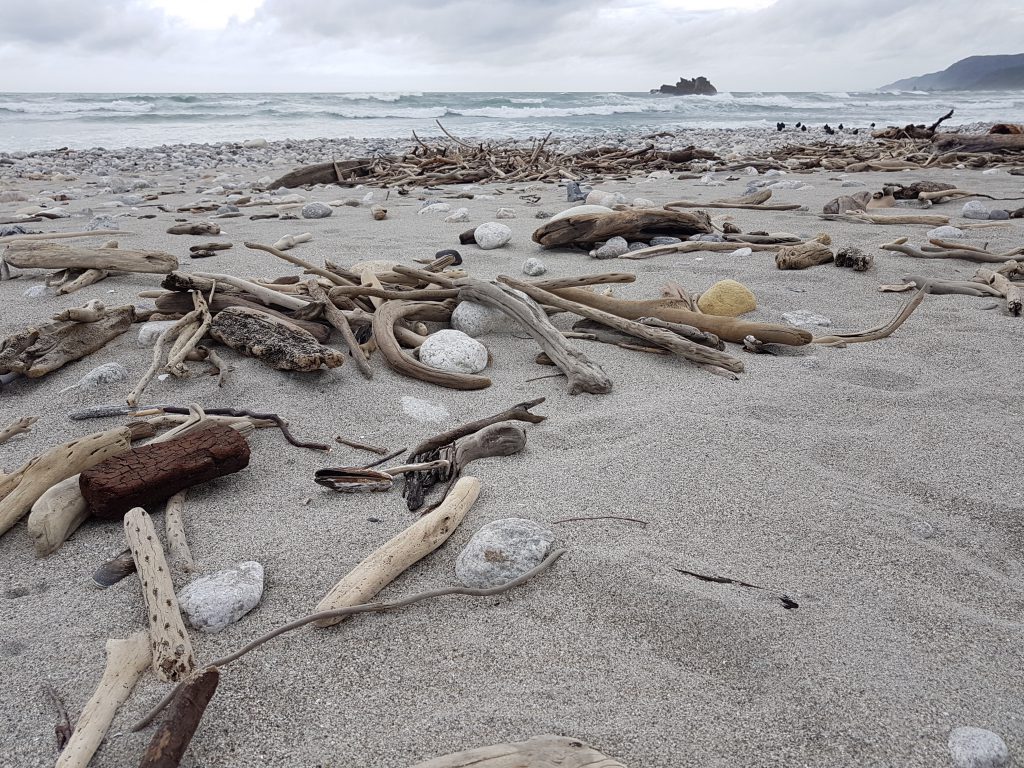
0, 305, 135, 378
3, 241, 177, 273
138, 667, 220, 768
52, 300, 108, 323
932, 133, 1024, 153
190, 272, 310, 311
0, 415, 37, 445
314, 476, 480, 627
775, 242, 834, 270
305, 279, 372, 378
166, 222, 220, 236
881, 241, 1024, 263
665, 189, 802, 211
27, 475, 88, 558
58, 268, 109, 295
124, 507, 196, 682
80, 423, 250, 520
267, 158, 377, 189
55, 632, 151, 768
164, 490, 195, 574
210, 306, 345, 371
409, 734, 627, 768
154, 291, 332, 343
532, 209, 712, 248
974, 267, 1023, 315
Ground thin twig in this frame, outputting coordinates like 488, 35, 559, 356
156, 406, 329, 451
41, 683, 73, 751
362, 448, 406, 468
334, 436, 389, 455
552, 515, 648, 526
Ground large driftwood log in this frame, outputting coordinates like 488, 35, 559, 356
314, 476, 480, 627
80, 423, 250, 520
55, 631, 151, 768
533, 209, 712, 248
267, 158, 377, 189
775, 242, 834, 270
154, 291, 332, 343
0, 425, 136, 538
138, 666, 220, 768
210, 306, 344, 371
548, 287, 811, 346
0, 305, 135, 377
124, 507, 196, 682
3, 241, 177, 273
932, 133, 1024, 153
409, 735, 627, 768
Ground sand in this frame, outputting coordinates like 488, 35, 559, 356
1, 154, 1022, 768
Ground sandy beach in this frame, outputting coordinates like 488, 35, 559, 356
1, 138, 1022, 768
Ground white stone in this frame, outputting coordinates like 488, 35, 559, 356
927, 225, 966, 239
401, 396, 450, 423
696, 173, 726, 187
647, 170, 671, 180
22, 285, 53, 298
418, 202, 451, 214
730, 247, 753, 257
585, 190, 627, 206
473, 222, 512, 250
444, 207, 470, 223
549, 204, 612, 222
301, 202, 332, 219
782, 309, 832, 330
66, 362, 129, 391
522, 257, 547, 276
178, 562, 264, 633
138, 320, 179, 347
592, 236, 629, 259
350, 259, 397, 273
273, 193, 305, 204
455, 518, 555, 589
948, 727, 1010, 768
451, 300, 520, 337
242, 138, 268, 148
962, 200, 990, 219
418, 329, 489, 374
495, 207, 516, 219
632, 197, 657, 208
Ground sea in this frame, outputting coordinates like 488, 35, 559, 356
0, 90, 1020, 153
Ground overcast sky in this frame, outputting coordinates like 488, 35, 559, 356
0, 0, 1020, 92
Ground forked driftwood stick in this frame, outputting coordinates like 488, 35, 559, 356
58, 268, 109, 295
124, 507, 196, 682
127, 308, 202, 406
132, 548, 567, 732
410, 734, 626, 768
138, 666, 220, 768
0, 415, 37, 445
313, 476, 480, 626
304, 279, 372, 378
191, 272, 309, 311
244, 241, 352, 286
54, 631, 150, 768
881, 239, 1024, 263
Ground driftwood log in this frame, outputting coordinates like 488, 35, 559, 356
209, 306, 344, 371
775, 242, 834, 270
267, 158, 377, 189
409, 735, 626, 768
974, 268, 1023, 316
665, 189, 802, 211
54, 631, 151, 768
124, 507, 196, 682
314, 476, 480, 627
0, 305, 135, 378
533, 209, 712, 248
154, 291, 332, 343
164, 490, 195, 574
932, 133, 1024, 154
138, 666, 220, 768
28, 475, 89, 557
80, 423, 250, 520
3, 241, 177, 273
166, 222, 220, 236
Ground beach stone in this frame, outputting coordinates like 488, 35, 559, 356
22, 285, 53, 298
782, 309, 832, 330
451, 296, 523, 337
473, 222, 512, 250
455, 518, 555, 589
730, 247, 754, 257
948, 727, 1009, 768
565, 181, 588, 202
86, 215, 118, 231
444, 208, 470, 223
840, 180, 866, 187
689, 233, 725, 242
647, 170, 671, 180
418, 330, 489, 375
138, 320, 178, 347
535, 210, 553, 219
593, 236, 629, 259
401, 396, 450, 424
495, 207, 516, 219
550, 204, 612, 222
962, 201, 990, 220
586, 190, 627, 207
632, 197, 657, 208
418, 202, 451, 214
71, 362, 130, 391
928, 225, 966, 239
768, 180, 811, 190
242, 138, 268, 149
273, 193, 306, 204
301, 202, 332, 219
697, 173, 725, 187
522, 257, 547, 276
697, 279, 756, 317
650, 236, 682, 246
178, 562, 264, 633
628, 241, 650, 252
988, 209, 1010, 220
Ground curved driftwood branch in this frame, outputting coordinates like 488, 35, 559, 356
881, 240, 1024, 263
813, 286, 928, 346
410, 735, 626, 768
244, 241, 353, 286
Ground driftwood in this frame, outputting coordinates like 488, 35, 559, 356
166, 222, 220, 236
267, 158, 377, 188
52, 299, 108, 323
138, 667, 220, 768
881, 239, 1024, 264
932, 133, 1024, 154
81, 423, 250, 520
164, 490, 195, 574
835, 247, 874, 271
154, 290, 332, 343
664, 189, 802, 211
124, 507, 196, 682
314, 460, 451, 493
775, 242, 834, 270
59, 268, 110, 295
27, 476, 89, 558
871, 109, 955, 140
0, 305, 135, 378
304, 279, 372, 378
880, 276, 1002, 296
410, 735, 626, 768
3, 241, 177, 273
822, 191, 871, 214
244, 241, 352, 287
210, 306, 345, 371
820, 212, 950, 226
974, 268, 1023, 316
92, 549, 138, 589
190, 272, 310, 311
54, 631, 150, 768
813, 286, 928, 346
533, 209, 712, 248
619, 239, 788, 260
0, 415, 37, 445
314, 476, 480, 627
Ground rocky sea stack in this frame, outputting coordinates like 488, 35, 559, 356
652, 75, 717, 95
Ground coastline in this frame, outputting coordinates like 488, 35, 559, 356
1, 129, 1022, 767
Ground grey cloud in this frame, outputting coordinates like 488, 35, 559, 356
0, 0, 169, 51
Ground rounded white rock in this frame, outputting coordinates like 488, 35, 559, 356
455, 518, 556, 589
522, 257, 547, 276
177, 561, 265, 633
138, 320, 179, 347
418, 329, 489, 374
473, 222, 512, 250
948, 727, 1010, 768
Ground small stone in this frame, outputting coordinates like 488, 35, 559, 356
177, 562, 264, 633
444, 207, 470, 223
650, 236, 682, 246
242, 138, 268, 149
764, 169, 785, 177
632, 197, 657, 208
627, 241, 650, 252
840, 180, 866, 188
455, 518, 555, 589
495, 207, 516, 219
300, 202, 332, 219
768, 180, 811, 190
67, 362, 130, 391
782, 309, 832, 330
730, 247, 753, 257
647, 170, 671, 180
948, 726, 1010, 768
138, 320, 178, 347
86, 215, 118, 231
743, 166, 759, 175
522, 257, 547, 276
962, 200, 990, 220
473, 222, 512, 250
585, 190, 627, 206
593, 236, 629, 259
22, 285, 53, 298
565, 181, 588, 202
549, 204, 612, 222
418, 329, 489, 374
697, 173, 725, 187
215, 205, 239, 215
452, 300, 517, 337
697, 279, 756, 317
688, 233, 725, 243
0, 224, 35, 237
418, 202, 451, 214
401, 395, 450, 423
535, 210, 553, 219
928, 225, 966, 239
988, 208, 1010, 220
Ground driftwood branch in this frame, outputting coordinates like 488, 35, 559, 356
0, 415, 37, 445
138, 666, 220, 768
2, 241, 177, 273
410, 735, 626, 768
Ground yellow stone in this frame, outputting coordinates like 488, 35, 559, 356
696, 279, 757, 317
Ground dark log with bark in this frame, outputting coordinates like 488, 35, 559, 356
3, 241, 178, 274
154, 292, 332, 343
267, 158, 379, 189
835, 247, 874, 271
138, 667, 220, 768
887, 181, 957, 200
872, 108, 955, 140
166, 223, 220, 236
932, 133, 1024, 153
80, 424, 250, 520
0, 305, 135, 378
532, 209, 712, 248
209, 306, 344, 371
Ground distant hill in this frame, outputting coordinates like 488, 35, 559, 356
881, 53, 1024, 91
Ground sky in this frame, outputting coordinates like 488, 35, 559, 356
0, 0, 1020, 92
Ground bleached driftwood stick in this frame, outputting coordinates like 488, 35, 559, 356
974, 267, 1023, 316
124, 507, 196, 682
52, 300, 107, 323
410, 734, 626, 768
0, 415, 37, 445
127, 308, 202, 406
304, 278, 372, 378
27, 475, 88, 558
164, 490, 195, 574
271, 232, 312, 251
313, 476, 481, 627
3, 241, 177, 273
191, 271, 309, 310
0, 229, 127, 243
58, 268, 109, 295
54, 631, 150, 768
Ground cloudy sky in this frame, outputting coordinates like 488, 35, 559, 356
0, 0, 1020, 92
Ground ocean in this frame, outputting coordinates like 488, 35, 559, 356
0, 90, 1020, 152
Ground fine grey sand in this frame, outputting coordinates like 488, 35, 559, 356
1, 156, 1022, 767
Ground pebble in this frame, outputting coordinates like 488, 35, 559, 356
647, 170, 672, 180
689, 233, 725, 242
730, 247, 753, 257
418, 330, 489, 374
418, 202, 451, 214
522, 257, 547, 276
451, 299, 520, 337
86, 215, 118, 231
627, 241, 650, 252
593, 236, 629, 259
650, 236, 682, 246
495, 207, 516, 219
586, 190, 627, 206
988, 209, 1009, 220
300, 202, 332, 219
947, 726, 1010, 768
535, 210, 553, 219
473, 222, 512, 250
65, 362, 130, 391
962, 200, 990, 220
0, 224, 35, 237
782, 309, 832, 330
242, 138, 268, 148
767, 180, 811, 190
840, 180, 866, 187
632, 197, 657, 208
928, 225, 966, 239
444, 207, 470, 223
400, 395, 450, 423
565, 181, 588, 202
177, 562, 264, 633
696, 173, 726, 187
455, 518, 555, 589
138, 320, 178, 347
